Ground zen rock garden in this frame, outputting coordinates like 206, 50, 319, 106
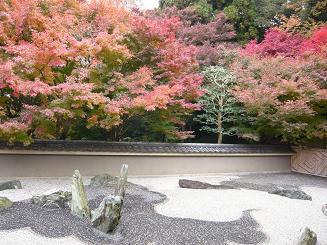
0, 172, 326, 244
0, 164, 129, 235
71, 164, 128, 232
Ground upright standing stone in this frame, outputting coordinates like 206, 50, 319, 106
91, 196, 122, 233
71, 170, 90, 218
114, 164, 128, 198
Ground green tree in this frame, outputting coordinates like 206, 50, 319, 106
195, 66, 243, 144
224, 0, 259, 42
253, 0, 286, 32
159, 0, 215, 19
159, 0, 194, 9
280, 0, 327, 34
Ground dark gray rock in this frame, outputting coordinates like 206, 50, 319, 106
32, 191, 71, 209
268, 188, 312, 200
0, 180, 22, 191
296, 227, 317, 245
91, 195, 122, 233
322, 204, 327, 216
179, 179, 236, 190
90, 174, 116, 187
0, 197, 13, 211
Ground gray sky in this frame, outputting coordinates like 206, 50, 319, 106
138, 0, 159, 9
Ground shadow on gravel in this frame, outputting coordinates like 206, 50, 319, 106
0, 183, 266, 245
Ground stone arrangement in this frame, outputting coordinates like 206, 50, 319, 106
0, 172, 323, 242
68, 165, 128, 233
91, 164, 128, 232
0, 165, 128, 234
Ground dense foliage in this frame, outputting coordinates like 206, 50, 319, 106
232, 26, 327, 146
0, 0, 203, 144
159, 0, 327, 42
0, 0, 326, 147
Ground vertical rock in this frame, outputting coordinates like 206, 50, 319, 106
91, 196, 123, 233
296, 227, 317, 245
71, 170, 90, 218
114, 164, 128, 198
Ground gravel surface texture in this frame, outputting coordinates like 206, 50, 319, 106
0, 172, 326, 245
130, 173, 327, 245
220, 172, 327, 191
0, 178, 265, 245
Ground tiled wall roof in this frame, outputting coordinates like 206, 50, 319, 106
0, 140, 294, 154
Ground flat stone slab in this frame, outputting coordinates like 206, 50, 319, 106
179, 179, 236, 189
0, 180, 22, 191
268, 189, 312, 201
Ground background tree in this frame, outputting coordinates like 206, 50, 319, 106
231, 26, 327, 146
149, 7, 238, 65
0, 0, 203, 144
158, 0, 289, 42
223, 0, 258, 43
195, 66, 244, 143
280, 0, 327, 34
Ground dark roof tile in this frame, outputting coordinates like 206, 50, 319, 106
0, 140, 294, 154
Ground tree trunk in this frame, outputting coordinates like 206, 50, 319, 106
217, 111, 222, 144
211, 0, 218, 11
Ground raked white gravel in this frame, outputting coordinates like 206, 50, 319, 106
129, 175, 327, 245
1, 175, 326, 245
0, 228, 85, 245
